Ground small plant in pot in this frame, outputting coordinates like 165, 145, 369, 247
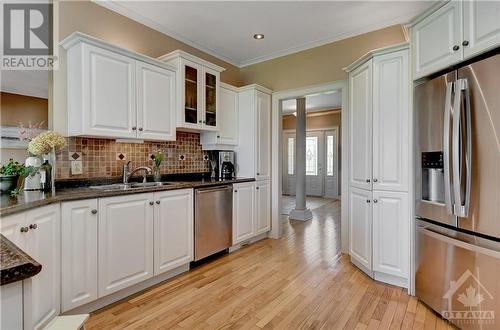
0, 159, 24, 193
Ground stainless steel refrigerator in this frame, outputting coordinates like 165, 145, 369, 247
415, 52, 500, 329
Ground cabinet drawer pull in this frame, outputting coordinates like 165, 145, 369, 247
132, 126, 137, 130
91, 209, 98, 214
462, 40, 469, 46
149, 201, 154, 206
20, 226, 29, 233
373, 178, 378, 182
138, 127, 143, 131
453, 45, 460, 51
29, 224, 38, 230
156, 200, 161, 205
373, 199, 378, 203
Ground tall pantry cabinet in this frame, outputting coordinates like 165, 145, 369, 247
345, 44, 410, 288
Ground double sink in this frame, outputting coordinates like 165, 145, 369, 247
90, 181, 173, 191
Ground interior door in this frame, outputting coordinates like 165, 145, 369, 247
136, 62, 176, 141
305, 132, 324, 196
325, 129, 339, 198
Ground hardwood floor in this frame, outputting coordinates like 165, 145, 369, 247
87, 200, 453, 330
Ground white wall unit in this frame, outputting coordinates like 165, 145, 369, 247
463, 0, 500, 59
153, 189, 193, 275
61, 199, 98, 312
349, 60, 373, 191
255, 180, 271, 235
236, 85, 272, 180
372, 191, 409, 279
201, 83, 239, 148
233, 181, 256, 244
412, 1, 463, 79
412, 0, 500, 79
349, 187, 372, 272
136, 61, 176, 141
158, 50, 224, 132
372, 50, 409, 192
98, 193, 154, 297
61, 32, 177, 141
25, 205, 61, 330
346, 45, 410, 288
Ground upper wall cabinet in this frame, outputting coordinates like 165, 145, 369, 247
158, 51, 225, 132
412, 0, 500, 79
61, 32, 177, 141
201, 83, 239, 149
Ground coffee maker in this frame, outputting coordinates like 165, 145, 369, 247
209, 151, 235, 179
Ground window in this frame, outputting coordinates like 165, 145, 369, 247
327, 135, 334, 176
287, 137, 294, 175
305, 136, 318, 176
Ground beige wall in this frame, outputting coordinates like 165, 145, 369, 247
1, 92, 48, 128
57, 0, 241, 86
239, 25, 406, 91
282, 111, 341, 130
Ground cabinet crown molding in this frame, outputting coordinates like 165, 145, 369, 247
238, 84, 273, 95
343, 42, 409, 73
157, 50, 225, 73
60, 31, 177, 72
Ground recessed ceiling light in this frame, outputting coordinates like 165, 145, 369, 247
253, 33, 264, 40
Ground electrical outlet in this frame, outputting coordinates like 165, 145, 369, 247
71, 160, 83, 175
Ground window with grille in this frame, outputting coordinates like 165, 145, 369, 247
305, 136, 318, 176
287, 137, 294, 175
327, 135, 334, 176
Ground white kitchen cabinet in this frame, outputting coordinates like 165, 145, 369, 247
233, 182, 256, 244
153, 189, 193, 275
61, 32, 177, 141
159, 50, 224, 131
412, 1, 463, 79
372, 50, 409, 192
236, 85, 272, 180
372, 191, 409, 280
463, 0, 500, 59
255, 180, 271, 235
61, 199, 98, 312
0, 282, 24, 330
0, 212, 27, 249
98, 193, 154, 297
136, 61, 176, 141
25, 205, 61, 330
349, 60, 373, 191
349, 187, 372, 273
201, 83, 239, 148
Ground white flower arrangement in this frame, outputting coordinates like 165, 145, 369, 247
27, 131, 66, 156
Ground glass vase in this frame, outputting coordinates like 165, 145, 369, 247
153, 167, 161, 182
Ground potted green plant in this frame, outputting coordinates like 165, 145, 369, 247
0, 159, 24, 193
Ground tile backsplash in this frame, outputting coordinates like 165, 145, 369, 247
55, 132, 209, 179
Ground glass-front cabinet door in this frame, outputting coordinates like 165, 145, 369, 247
204, 70, 218, 127
184, 64, 199, 125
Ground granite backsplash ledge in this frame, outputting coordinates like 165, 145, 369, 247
55, 132, 210, 179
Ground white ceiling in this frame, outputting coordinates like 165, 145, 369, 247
282, 91, 341, 114
1, 70, 48, 99
97, 1, 435, 67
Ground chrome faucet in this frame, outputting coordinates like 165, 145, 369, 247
122, 161, 152, 184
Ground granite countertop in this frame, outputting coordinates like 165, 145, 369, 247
0, 176, 255, 217
1, 234, 42, 286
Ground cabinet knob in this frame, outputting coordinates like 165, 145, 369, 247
199, 120, 202, 123
366, 179, 371, 183
138, 127, 143, 131
149, 201, 154, 206
366, 200, 371, 203
20, 226, 29, 233
256, 187, 259, 190
453, 45, 460, 51
234, 190, 238, 193
203, 120, 206, 124
156, 200, 161, 205
132, 126, 137, 130
217, 135, 220, 138
91, 209, 98, 214
373, 199, 378, 203
29, 224, 38, 230
373, 178, 378, 183
462, 40, 469, 46
257, 172, 260, 176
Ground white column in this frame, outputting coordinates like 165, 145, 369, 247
289, 98, 312, 221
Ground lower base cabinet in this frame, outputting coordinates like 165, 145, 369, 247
154, 189, 193, 275
233, 180, 271, 244
98, 193, 154, 297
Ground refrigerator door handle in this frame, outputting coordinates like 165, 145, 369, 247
452, 78, 472, 218
443, 81, 454, 215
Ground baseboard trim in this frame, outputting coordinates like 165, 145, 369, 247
62, 264, 189, 315
229, 232, 268, 252
374, 271, 408, 289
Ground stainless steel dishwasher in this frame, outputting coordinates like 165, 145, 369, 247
194, 185, 233, 261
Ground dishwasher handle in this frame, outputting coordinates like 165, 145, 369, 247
196, 185, 232, 194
